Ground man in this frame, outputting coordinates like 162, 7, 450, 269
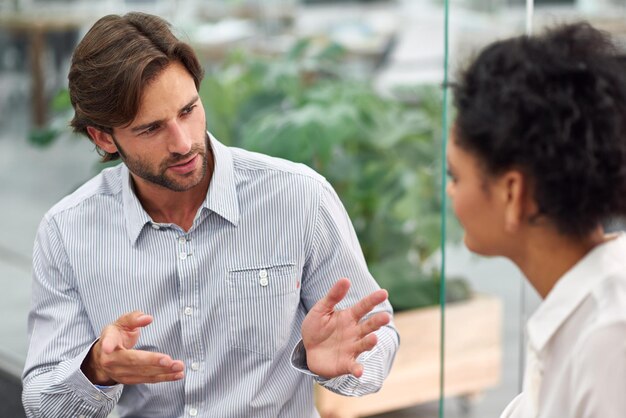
22, 12, 399, 418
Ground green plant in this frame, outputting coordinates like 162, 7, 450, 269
31, 40, 467, 311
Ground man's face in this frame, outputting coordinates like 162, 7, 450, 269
111, 61, 208, 192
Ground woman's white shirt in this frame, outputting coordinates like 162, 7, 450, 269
501, 234, 626, 418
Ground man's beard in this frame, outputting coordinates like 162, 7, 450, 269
113, 134, 209, 192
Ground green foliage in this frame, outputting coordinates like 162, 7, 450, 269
29, 127, 60, 147
28, 88, 72, 147
50, 87, 72, 112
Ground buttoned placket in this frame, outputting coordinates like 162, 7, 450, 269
175, 228, 204, 417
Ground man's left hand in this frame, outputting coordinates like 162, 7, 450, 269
301, 278, 391, 379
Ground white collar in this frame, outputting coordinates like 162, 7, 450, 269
527, 233, 626, 352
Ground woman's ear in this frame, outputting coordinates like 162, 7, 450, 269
500, 170, 527, 233
87, 126, 118, 155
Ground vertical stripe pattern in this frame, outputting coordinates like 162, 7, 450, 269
22, 135, 399, 418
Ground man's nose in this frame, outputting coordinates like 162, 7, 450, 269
167, 121, 192, 155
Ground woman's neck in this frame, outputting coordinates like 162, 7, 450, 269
510, 226, 607, 298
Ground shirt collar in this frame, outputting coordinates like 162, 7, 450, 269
204, 132, 240, 227
527, 233, 626, 352
122, 132, 240, 245
122, 164, 152, 245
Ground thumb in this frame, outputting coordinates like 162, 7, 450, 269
100, 330, 121, 355
115, 310, 153, 331
101, 311, 152, 353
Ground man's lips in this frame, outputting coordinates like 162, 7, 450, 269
168, 155, 198, 174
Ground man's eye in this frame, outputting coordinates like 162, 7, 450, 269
141, 125, 159, 136
182, 105, 196, 115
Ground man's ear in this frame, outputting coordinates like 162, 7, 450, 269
87, 126, 118, 155
500, 170, 527, 233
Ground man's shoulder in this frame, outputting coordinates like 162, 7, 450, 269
45, 164, 124, 220
229, 146, 326, 186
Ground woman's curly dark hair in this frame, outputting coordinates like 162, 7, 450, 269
453, 22, 626, 237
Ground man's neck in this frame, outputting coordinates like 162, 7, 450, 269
139, 182, 209, 232
131, 158, 214, 232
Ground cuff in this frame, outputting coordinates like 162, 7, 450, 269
289, 339, 331, 384
60, 341, 123, 407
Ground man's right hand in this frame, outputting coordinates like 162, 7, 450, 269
81, 311, 185, 385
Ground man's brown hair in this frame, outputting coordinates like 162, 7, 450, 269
69, 12, 205, 161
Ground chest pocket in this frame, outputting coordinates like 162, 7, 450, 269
227, 263, 300, 357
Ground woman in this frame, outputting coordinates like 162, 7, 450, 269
447, 22, 626, 417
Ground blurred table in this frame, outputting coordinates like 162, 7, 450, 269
0, 13, 86, 127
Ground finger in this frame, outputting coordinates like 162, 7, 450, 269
358, 333, 378, 353
107, 363, 184, 379
358, 312, 391, 337
317, 278, 351, 312
114, 350, 184, 371
350, 289, 388, 321
350, 362, 364, 378
346, 334, 378, 378
115, 311, 153, 331
165, 360, 185, 373
102, 351, 185, 376
118, 371, 185, 385
157, 356, 185, 372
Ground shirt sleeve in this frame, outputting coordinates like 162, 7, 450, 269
294, 180, 399, 396
22, 216, 121, 418
570, 321, 626, 418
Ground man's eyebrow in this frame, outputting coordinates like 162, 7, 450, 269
130, 95, 199, 133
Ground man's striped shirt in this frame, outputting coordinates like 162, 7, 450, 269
23, 135, 399, 418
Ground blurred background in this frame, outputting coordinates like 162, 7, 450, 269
1, 0, 625, 417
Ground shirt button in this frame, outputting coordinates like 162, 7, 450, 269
259, 277, 269, 287
178, 236, 186, 244
184, 307, 193, 316
93, 394, 102, 401
191, 362, 200, 371
189, 408, 198, 416
259, 269, 268, 278
151, 224, 160, 230
179, 252, 187, 260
